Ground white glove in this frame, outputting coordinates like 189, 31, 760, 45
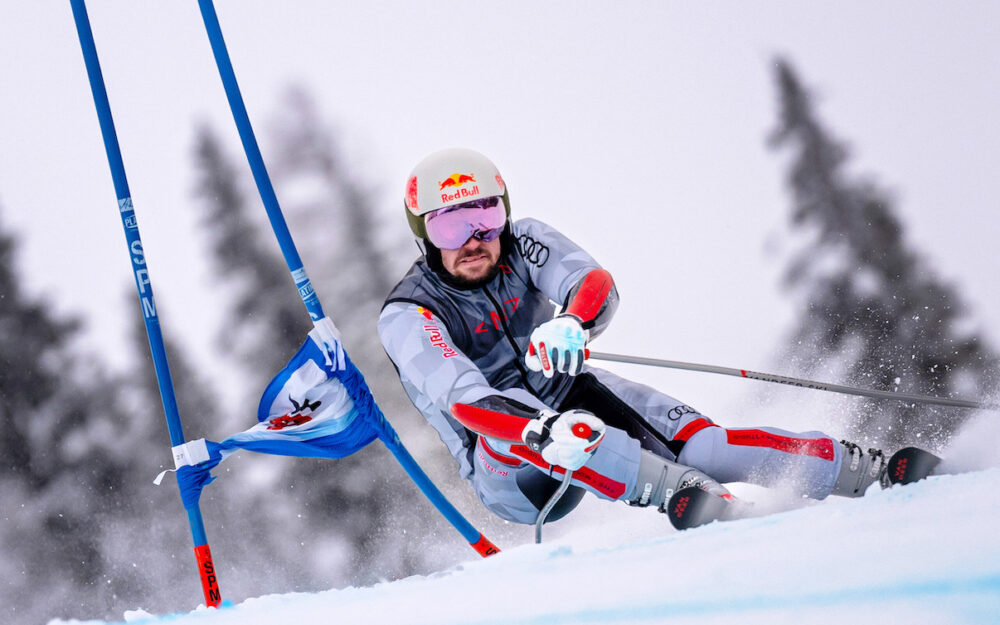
522, 409, 606, 470
525, 314, 589, 378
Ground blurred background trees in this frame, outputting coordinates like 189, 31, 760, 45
0, 207, 170, 623
769, 58, 999, 450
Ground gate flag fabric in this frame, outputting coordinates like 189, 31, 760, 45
170, 321, 379, 506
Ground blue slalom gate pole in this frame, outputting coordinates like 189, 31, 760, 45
70, 0, 223, 605
197, 0, 498, 557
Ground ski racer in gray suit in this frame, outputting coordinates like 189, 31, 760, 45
379, 148, 890, 529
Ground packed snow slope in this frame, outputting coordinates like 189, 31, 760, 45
53, 465, 1000, 625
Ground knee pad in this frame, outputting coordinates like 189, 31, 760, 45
676, 425, 723, 469
515, 468, 586, 523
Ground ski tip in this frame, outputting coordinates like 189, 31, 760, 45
666, 486, 735, 531
885, 447, 942, 486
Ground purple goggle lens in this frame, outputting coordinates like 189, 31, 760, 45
425, 197, 506, 250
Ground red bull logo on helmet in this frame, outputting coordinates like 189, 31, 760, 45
439, 173, 477, 190
439, 172, 480, 203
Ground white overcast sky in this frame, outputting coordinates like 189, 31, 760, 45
1, 2, 997, 422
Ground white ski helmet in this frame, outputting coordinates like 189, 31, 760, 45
404, 148, 510, 241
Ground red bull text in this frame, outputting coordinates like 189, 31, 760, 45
423, 324, 458, 358
441, 185, 481, 203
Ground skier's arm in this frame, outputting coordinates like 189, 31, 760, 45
513, 220, 619, 376
451, 397, 606, 471
378, 302, 551, 477
514, 218, 619, 338
562, 267, 618, 333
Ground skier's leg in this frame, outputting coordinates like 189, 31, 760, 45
496, 421, 735, 505
565, 367, 884, 499
485, 425, 644, 503
470, 435, 572, 524
678, 427, 900, 498
513, 469, 586, 523
676, 424, 840, 498
556, 369, 709, 459
472, 422, 733, 522
470, 429, 637, 525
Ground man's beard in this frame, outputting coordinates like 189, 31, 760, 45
444, 258, 501, 289
424, 224, 509, 290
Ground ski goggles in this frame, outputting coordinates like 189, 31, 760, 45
424, 197, 506, 250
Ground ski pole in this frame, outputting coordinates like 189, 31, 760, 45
588, 351, 999, 411
196, 0, 499, 557
535, 470, 574, 544
69, 0, 221, 607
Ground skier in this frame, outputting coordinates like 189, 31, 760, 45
379, 148, 928, 529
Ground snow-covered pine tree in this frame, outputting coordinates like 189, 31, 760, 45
192, 123, 310, 376
769, 58, 999, 449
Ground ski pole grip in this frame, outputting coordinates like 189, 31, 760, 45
527, 343, 590, 360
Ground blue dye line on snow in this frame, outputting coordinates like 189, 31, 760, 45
464, 572, 1000, 625
93, 572, 1000, 625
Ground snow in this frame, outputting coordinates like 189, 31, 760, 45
50, 465, 1000, 625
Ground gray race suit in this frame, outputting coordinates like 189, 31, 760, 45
379, 218, 846, 524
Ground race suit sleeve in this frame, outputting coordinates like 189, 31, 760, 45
378, 301, 552, 479
513, 218, 619, 338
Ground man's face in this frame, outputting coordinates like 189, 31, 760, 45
440, 235, 502, 285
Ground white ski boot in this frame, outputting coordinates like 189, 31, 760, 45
832, 441, 942, 497
831, 441, 888, 497
627, 450, 743, 530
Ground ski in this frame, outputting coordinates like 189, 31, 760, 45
883, 446, 942, 486
665, 487, 742, 530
